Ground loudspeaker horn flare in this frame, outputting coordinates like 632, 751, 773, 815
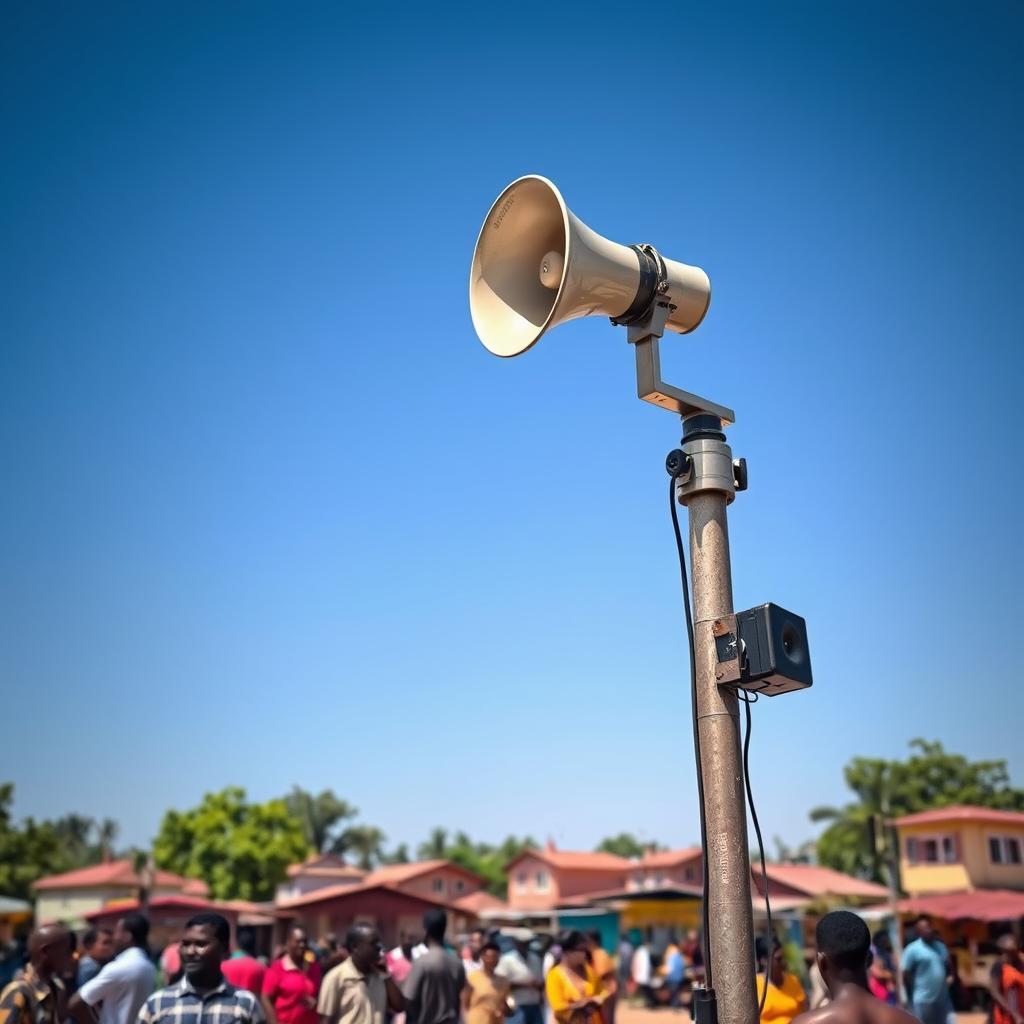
469, 175, 711, 357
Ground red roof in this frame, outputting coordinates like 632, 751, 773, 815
638, 848, 702, 869
286, 854, 366, 880
506, 849, 632, 872
364, 860, 483, 887
34, 860, 206, 894
83, 895, 222, 920
453, 891, 508, 915
891, 806, 1024, 828
871, 890, 1024, 923
760, 864, 888, 900
275, 881, 457, 913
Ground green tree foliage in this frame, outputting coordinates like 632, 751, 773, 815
0, 785, 66, 900
335, 825, 387, 871
380, 842, 411, 865
0, 785, 124, 899
595, 833, 659, 858
284, 787, 359, 854
811, 739, 1024, 882
153, 787, 308, 900
416, 828, 536, 896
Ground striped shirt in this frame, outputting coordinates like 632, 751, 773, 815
137, 978, 265, 1024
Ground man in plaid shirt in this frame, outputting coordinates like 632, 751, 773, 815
138, 914, 264, 1024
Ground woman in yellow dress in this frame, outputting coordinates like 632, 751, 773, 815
755, 939, 808, 1024
545, 932, 607, 1024
464, 941, 513, 1024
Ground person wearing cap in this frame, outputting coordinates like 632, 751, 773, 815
497, 932, 544, 1024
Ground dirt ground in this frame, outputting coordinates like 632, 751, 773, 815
616, 1003, 987, 1024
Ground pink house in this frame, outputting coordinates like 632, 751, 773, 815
627, 848, 703, 890
506, 844, 631, 911
364, 860, 485, 903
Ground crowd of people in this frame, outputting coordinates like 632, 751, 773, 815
1, 909, 1022, 1024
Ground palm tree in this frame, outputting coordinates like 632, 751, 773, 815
810, 757, 897, 882
53, 814, 95, 867
337, 826, 387, 871
417, 827, 448, 861
96, 819, 119, 861
284, 787, 358, 853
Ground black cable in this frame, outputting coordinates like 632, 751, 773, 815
668, 471, 713, 990
738, 689, 772, 1016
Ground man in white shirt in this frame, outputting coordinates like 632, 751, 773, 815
496, 930, 544, 1024
70, 914, 156, 1024
630, 941, 654, 1008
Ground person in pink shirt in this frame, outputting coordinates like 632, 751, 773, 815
262, 927, 321, 1024
223, 927, 267, 996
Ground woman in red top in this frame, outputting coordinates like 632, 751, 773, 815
262, 927, 322, 1024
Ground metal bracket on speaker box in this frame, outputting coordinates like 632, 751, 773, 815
710, 614, 743, 686
626, 302, 736, 425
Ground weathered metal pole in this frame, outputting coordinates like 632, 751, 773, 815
677, 413, 758, 1024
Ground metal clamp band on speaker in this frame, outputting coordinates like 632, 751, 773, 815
609, 244, 666, 326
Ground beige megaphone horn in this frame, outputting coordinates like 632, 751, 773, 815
469, 175, 711, 358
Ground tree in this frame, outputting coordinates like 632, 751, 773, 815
153, 787, 309, 900
414, 828, 536, 896
284, 787, 358, 854
95, 818, 119, 860
380, 843, 411, 865
596, 833, 657, 858
335, 825, 387, 871
418, 827, 448, 861
772, 836, 815, 864
0, 785, 69, 900
811, 739, 1024, 882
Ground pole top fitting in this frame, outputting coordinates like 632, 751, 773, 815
682, 412, 727, 443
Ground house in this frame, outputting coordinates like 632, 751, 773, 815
751, 863, 888, 905
34, 860, 208, 928
505, 844, 631, 911
364, 860, 484, 903
276, 854, 365, 902
627, 848, 703, 891
892, 805, 1024, 897
275, 882, 471, 948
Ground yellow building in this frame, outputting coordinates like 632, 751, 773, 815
892, 805, 1024, 897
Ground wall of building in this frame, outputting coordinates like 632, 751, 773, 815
397, 867, 480, 903
627, 860, 702, 891
508, 856, 561, 910
281, 891, 470, 948
36, 885, 185, 926
507, 857, 629, 910
898, 821, 1024, 895
276, 875, 361, 902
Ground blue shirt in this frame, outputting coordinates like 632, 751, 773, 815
665, 950, 685, 984
900, 938, 950, 1005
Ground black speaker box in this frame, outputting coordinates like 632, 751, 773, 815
735, 603, 812, 696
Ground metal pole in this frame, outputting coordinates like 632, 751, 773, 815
678, 415, 758, 1024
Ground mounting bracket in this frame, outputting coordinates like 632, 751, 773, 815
626, 298, 735, 426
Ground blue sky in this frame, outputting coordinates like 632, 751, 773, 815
1, 1, 1021, 857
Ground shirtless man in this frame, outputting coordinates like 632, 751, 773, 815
792, 911, 918, 1024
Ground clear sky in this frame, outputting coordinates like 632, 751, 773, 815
2, 2, 1022, 857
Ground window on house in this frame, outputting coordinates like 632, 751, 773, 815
906, 834, 957, 864
536, 870, 550, 892
685, 867, 696, 882
517, 871, 527, 889
432, 878, 445, 893
455, 880, 465, 893
990, 836, 1023, 865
